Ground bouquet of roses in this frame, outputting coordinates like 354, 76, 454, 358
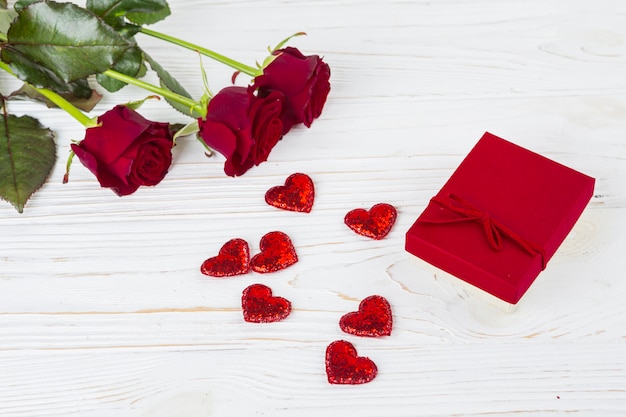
0, 0, 330, 212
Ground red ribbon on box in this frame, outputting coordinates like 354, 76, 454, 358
420, 193, 547, 270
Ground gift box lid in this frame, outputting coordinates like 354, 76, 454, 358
405, 132, 595, 304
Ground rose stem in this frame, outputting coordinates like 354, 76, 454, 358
139, 27, 259, 77
102, 69, 206, 117
0, 61, 97, 128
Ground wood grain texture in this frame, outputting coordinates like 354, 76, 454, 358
1, 0, 625, 415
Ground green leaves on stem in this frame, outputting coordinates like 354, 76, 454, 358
0, 0, 204, 213
0, 0, 202, 113
0, 61, 98, 127
2, 1, 133, 93
86, 0, 171, 93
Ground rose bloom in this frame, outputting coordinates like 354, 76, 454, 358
198, 86, 285, 177
253, 46, 331, 133
71, 105, 174, 196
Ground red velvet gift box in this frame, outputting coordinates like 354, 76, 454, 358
405, 132, 595, 304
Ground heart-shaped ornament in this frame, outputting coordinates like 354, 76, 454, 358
242, 284, 292, 323
339, 295, 393, 337
265, 173, 315, 213
325, 340, 378, 385
344, 203, 397, 240
250, 231, 298, 273
200, 238, 250, 277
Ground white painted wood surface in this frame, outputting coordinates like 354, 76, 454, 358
1, 0, 625, 415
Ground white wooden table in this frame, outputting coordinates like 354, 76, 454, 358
1, 0, 625, 415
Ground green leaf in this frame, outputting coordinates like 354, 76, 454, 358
2, 45, 95, 97
144, 53, 202, 118
2, 1, 133, 84
0, 104, 56, 213
126, 2, 170, 25
86, 0, 170, 26
96, 45, 144, 92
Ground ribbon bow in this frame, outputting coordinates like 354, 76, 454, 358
421, 193, 546, 270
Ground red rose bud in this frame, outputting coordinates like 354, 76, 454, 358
253, 47, 331, 133
198, 86, 285, 177
71, 105, 173, 196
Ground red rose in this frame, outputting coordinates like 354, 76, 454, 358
198, 86, 285, 177
253, 46, 331, 133
71, 105, 173, 196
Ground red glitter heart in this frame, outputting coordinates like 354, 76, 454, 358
265, 173, 315, 213
344, 203, 397, 240
242, 283, 292, 323
200, 238, 250, 277
339, 295, 393, 337
250, 231, 298, 273
325, 340, 378, 385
